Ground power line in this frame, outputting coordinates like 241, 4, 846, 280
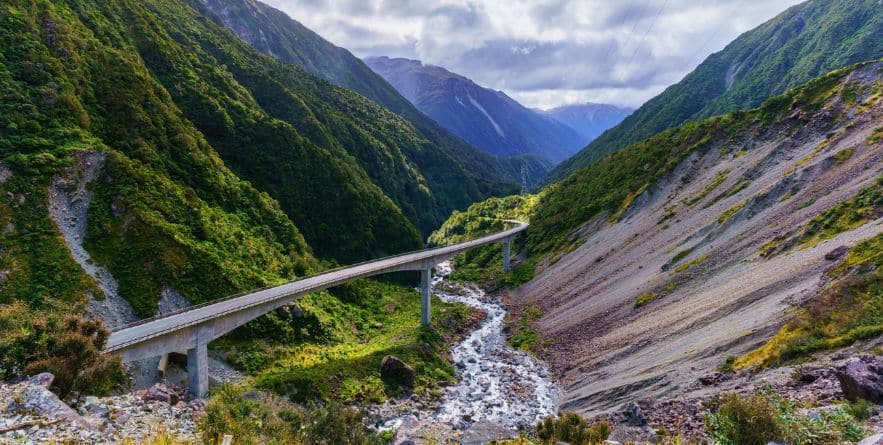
623, 0, 671, 77
600, 1, 639, 68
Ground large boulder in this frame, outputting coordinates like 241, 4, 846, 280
607, 402, 657, 444
3, 373, 88, 427
380, 355, 415, 388
836, 356, 883, 403
459, 420, 517, 445
140, 382, 184, 405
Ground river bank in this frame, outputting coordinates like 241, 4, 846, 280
370, 262, 560, 443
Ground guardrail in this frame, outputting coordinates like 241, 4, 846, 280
105, 221, 527, 352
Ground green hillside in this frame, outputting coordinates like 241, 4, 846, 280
197, 0, 542, 191
548, 0, 883, 182
436, 62, 880, 276
0, 0, 319, 321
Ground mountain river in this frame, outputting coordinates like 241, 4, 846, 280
371, 261, 560, 436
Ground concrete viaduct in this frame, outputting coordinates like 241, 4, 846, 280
105, 221, 527, 398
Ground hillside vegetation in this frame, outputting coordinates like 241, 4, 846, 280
0, 0, 323, 324
549, 0, 883, 182
434, 61, 883, 414
529, 62, 880, 259
198, 0, 541, 190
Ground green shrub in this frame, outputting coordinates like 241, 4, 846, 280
198, 385, 386, 445
22, 316, 127, 402
536, 412, 610, 445
705, 392, 783, 445
705, 389, 865, 445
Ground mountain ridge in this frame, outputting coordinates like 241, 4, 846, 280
547, 0, 883, 183
196, 0, 549, 187
365, 56, 590, 165
536, 103, 633, 144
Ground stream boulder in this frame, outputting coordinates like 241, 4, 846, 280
380, 355, 415, 388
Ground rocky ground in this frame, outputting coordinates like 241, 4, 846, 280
0, 374, 200, 444
369, 263, 560, 444
591, 348, 883, 443
513, 62, 883, 416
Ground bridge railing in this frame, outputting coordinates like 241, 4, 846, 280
109, 220, 527, 333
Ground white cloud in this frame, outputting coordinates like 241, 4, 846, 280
261, 0, 804, 108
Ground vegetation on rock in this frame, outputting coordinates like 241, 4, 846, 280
738, 231, 883, 368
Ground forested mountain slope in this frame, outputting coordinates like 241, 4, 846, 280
0, 0, 321, 324
196, 0, 547, 186
548, 0, 883, 183
436, 61, 883, 414
2, 0, 515, 419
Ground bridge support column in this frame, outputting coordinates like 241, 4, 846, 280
503, 237, 512, 272
421, 267, 431, 326
187, 325, 212, 398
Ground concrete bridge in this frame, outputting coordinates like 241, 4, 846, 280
105, 221, 527, 397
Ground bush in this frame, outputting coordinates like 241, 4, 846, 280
0, 305, 126, 402
705, 389, 865, 445
536, 412, 610, 445
23, 316, 127, 402
705, 392, 783, 445
198, 385, 386, 445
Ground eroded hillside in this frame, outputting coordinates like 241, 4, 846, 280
516, 62, 883, 415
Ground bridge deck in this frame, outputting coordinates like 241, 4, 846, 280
106, 221, 527, 354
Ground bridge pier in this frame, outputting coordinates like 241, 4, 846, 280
503, 237, 512, 272
421, 267, 431, 326
187, 325, 212, 398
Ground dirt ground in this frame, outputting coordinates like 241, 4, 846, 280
511, 63, 883, 416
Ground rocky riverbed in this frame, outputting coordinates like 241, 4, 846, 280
370, 262, 560, 443
0, 374, 200, 444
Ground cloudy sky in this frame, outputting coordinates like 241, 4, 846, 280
262, 0, 804, 109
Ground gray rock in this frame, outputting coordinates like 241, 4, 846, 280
624, 402, 647, 426
29, 372, 54, 388
459, 420, 517, 445
795, 365, 830, 383
858, 434, 883, 445
608, 402, 657, 444
836, 355, 883, 403
5, 374, 88, 428
380, 355, 415, 388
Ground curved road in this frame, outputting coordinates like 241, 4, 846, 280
106, 221, 527, 397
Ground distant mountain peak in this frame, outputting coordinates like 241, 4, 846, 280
365, 57, 628, 164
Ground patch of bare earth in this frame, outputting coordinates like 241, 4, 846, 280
514, 64, 883, 416
47, 151, 138, 330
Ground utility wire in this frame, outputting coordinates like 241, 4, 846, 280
623, 0, 670, 78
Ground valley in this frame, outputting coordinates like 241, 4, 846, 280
2, 0, 883, 444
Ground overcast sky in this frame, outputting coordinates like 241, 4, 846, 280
262, 0, 804, 109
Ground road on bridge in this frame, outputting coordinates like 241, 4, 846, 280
105, 220, 528, 396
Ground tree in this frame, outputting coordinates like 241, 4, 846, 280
23, 316, 127, 402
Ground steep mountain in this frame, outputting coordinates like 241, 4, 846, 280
537, 103, 632, 143
0, 0, 322, 322
365, 56, 585, 164
0, 0, 539, 324
196, 0, 546, 187
0, 1, 494, 430
435, 61, 883, 414
548, 0, 883, 183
